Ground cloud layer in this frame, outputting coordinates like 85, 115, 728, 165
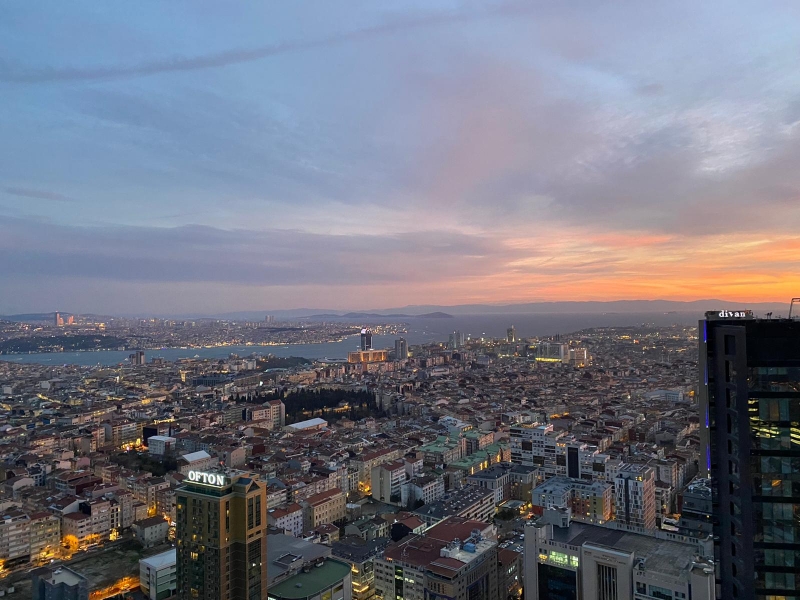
1, 0, 799, 313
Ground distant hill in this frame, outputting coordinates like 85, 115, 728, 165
302, 311, 454, 320
0, 312, 57, 323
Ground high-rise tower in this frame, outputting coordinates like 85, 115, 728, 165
176, 470, 268, 600
699, 309, 800, 599
360, 328, 372, 351
394, 337, 408, 360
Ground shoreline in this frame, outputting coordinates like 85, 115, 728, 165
0, 335, 363, 356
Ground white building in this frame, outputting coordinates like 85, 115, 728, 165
140, 548, 177, 600
147, 435, 176, 456
177, 450, 216, 475
510, 424, 598, 480
614, 464, 656, 533
268, 503, 304, 538
371, 460, 407, 505
400, 475, 445, 508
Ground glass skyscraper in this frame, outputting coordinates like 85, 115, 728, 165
699, 311, 800, 600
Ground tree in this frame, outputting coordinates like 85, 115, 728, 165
62, 534, 79, 555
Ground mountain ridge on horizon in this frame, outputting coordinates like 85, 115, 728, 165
1, 299, 791, 322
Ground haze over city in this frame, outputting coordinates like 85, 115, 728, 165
2, 1, 800, 315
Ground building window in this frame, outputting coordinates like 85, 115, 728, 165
597, 564, 617, 600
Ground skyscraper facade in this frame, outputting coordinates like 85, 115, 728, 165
699, 310, 800, 600
360, 328, 372, 351
395, 337, 408, 360
507, 326, 516, 343
176, 470, 268, 600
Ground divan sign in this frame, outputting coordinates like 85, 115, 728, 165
718, 310, 752, 318
188, 471, 226, 486
706, 309, 754, 320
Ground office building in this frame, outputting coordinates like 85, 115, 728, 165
54, 312, 62, 327
524, 519, 714, 600
31, 566, 89, 600
613, 464, 656, 533
532, 342, 569, 363
347, 350, 388, 364
175, 470, 267, 600
568, 347, 589, 367
140, 549, 177, 600
395, 338, 409, 360
129, 350, 146, 366
698, 311, 800, 599
507, 326, 517, 343
449, 331, 466, 350
361, 328, 373, 351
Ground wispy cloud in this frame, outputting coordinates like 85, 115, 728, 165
0, 4, 528, 84
2, 186, 75, 202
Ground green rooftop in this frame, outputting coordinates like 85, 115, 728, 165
269, 559, 351, 600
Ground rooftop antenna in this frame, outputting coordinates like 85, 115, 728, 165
790, 299, 800, 320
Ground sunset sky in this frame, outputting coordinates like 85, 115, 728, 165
1, 1, 799, 314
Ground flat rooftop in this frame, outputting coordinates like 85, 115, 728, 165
548, 521, 704, 578
267, 534, 331, 584
46, 567, 85, 587
140, 549, 176, 569
269, 559, 350, 600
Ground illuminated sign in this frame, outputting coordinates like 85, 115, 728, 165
718, 310, 752, 318
187, 471, 226, 486
706, 310, 753, 320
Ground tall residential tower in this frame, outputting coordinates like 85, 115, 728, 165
176, 470, 268, 600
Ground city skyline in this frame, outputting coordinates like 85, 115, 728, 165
2, 1, 800, 314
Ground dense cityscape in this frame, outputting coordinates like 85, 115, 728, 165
0, 315, 408, 355
4, 2, 800, 600
3, 308, 794, 600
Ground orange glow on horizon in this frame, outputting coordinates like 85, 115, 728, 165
397, 229, 798, 306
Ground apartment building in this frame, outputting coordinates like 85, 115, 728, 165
301, 489, 346, 531
268, 503, 304, 537
374, 517, 498, 600
371, 460, 407, 505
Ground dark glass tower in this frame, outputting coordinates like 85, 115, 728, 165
360, 328, 372, 351
699, 311, 800, 600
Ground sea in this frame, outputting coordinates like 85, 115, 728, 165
1, 312, 702, 367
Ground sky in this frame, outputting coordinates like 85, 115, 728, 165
1, 1, 800, 315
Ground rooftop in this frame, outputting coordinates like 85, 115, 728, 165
140, 549, 176, 569
269, 558, 350, 600
38, 567, 85, 587
546, 521, 709, 578
287, 418, 328, 430
180, 450, 211, 462
267, 533, 331, 584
